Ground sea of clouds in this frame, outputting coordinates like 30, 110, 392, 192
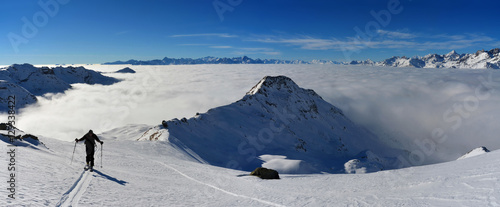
5, 64, 500, 164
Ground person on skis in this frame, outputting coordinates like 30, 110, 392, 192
75, 130, 103, 172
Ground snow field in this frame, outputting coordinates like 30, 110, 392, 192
1, 132, 499, 206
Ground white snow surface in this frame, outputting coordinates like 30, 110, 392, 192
259, 155, 318, 174
1, 130, 499, 206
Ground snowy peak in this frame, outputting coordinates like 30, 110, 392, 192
444, 50, 461, 61
457, 146, 490, 160
140, 75, 397, 173
246, 76, 307, 96
447, 50, 457, 55
446, 50, 458, 57
242, 75, 334, 120
353, 48, 500, 69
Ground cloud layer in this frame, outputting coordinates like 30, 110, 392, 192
5, 65, 500, 164
250, 32, 496, 52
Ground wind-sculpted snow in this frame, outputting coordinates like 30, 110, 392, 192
139, 75, 401, 173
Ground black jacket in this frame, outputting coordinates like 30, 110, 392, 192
77, 132, 102, 147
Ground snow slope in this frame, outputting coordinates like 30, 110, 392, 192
1, 128, 499, 206
139, 76, 400, 173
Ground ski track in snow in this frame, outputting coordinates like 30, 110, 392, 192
56, 170, 94, 207
148, 158, 285, 207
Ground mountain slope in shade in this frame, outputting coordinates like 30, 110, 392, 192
139, 76, 401, 173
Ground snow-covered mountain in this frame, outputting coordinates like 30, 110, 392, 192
103, 56, 308, 65
115, 67, 136, 73
103, 48, 500, 69
51, 65, 119, 85
348, 59, 376, 66
0, 81, 37, 112
310, 59, 344, 64
0, 64, 119, 111
457, 146, 490, 160
355, 48, 500, 69
138, 76, 400, 174
2, 64, 72, 96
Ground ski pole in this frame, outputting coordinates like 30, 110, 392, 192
100, 143, 103, 168
70, 141, 77, 164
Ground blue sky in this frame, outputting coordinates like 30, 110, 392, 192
1, 0, 499, 64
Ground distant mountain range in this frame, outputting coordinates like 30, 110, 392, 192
103, 48, 500, 69
351, 48, 500, 69
103, 56, 313, 65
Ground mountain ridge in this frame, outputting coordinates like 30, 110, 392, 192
0, 64, 119, 111
138, 75, 400, 174
353, 48, 500, 69
103, 56, 310, 65
103, 48, 500, 69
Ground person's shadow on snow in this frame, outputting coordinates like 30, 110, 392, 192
93, 169, 128, 186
